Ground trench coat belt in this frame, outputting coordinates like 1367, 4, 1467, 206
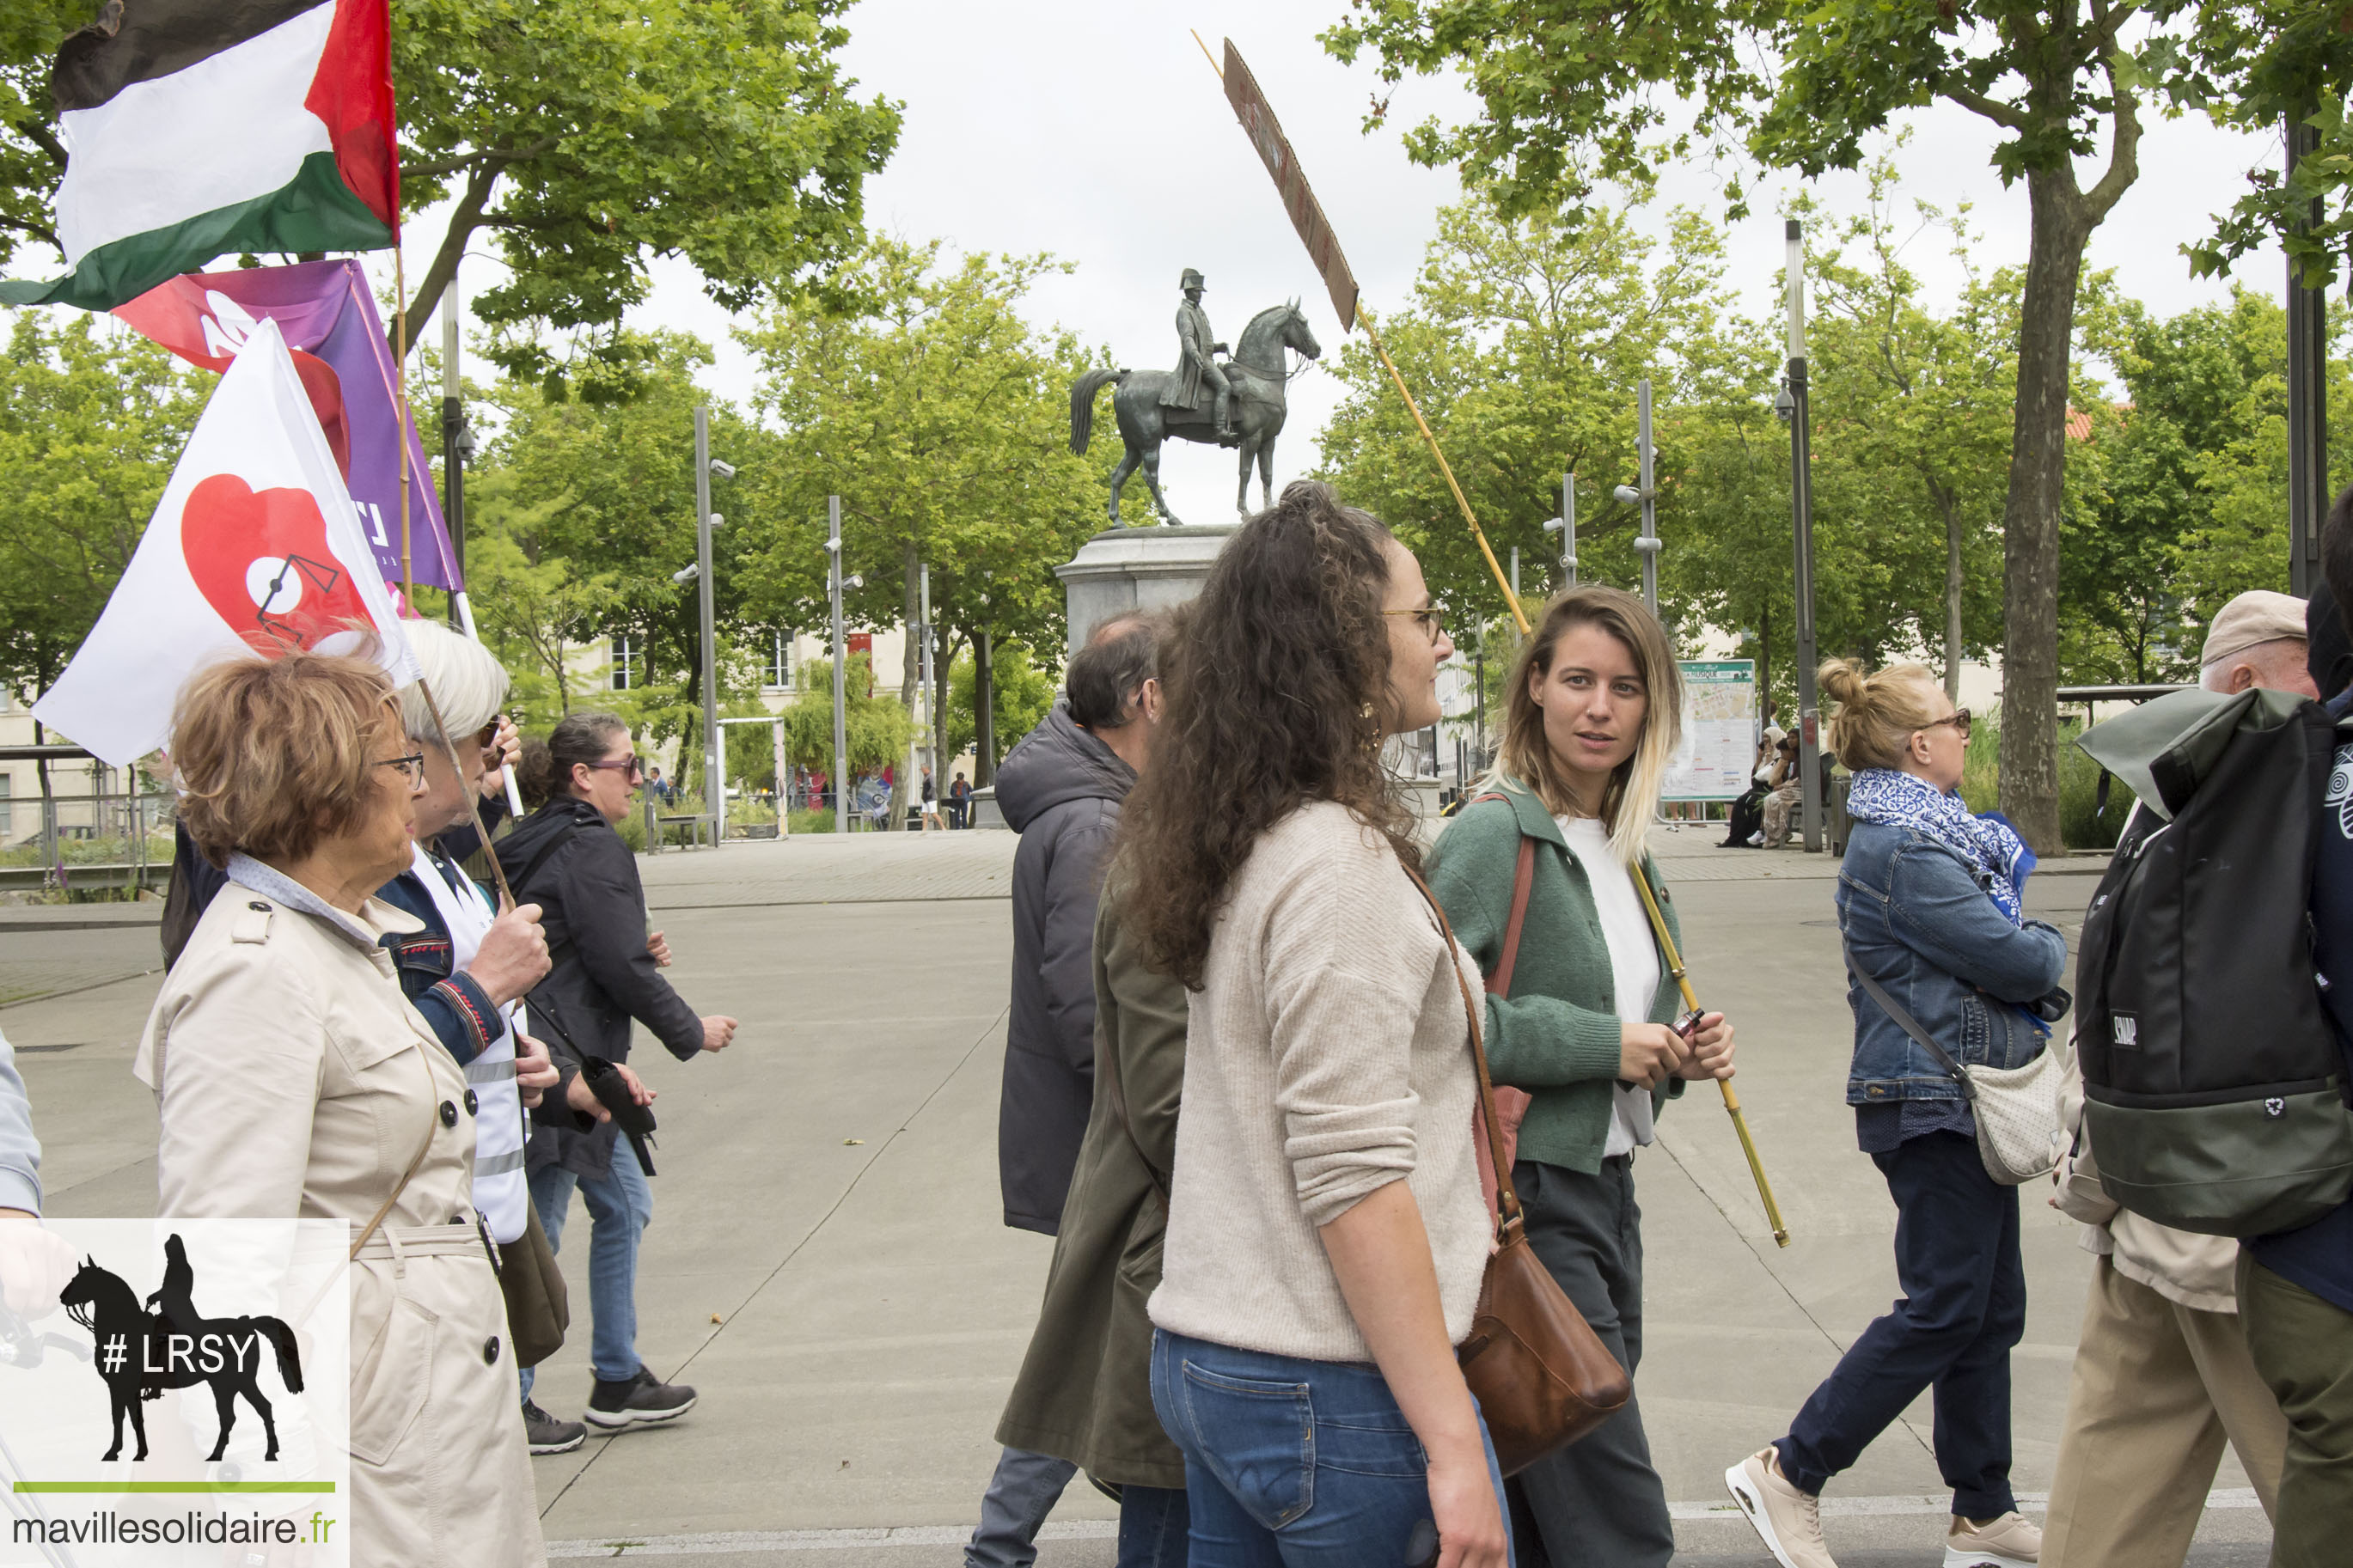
351, 1219, 499, 1273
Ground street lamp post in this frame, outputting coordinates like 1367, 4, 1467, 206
1782, 220, 1824, 854
828, 495, 850, 835
439, 278, 472, 626
2287, 107, 2329, 595
692, 408, 736, 847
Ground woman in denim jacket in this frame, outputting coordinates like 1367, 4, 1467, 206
1727, 661, 2068, 1568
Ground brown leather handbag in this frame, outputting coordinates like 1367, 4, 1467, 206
1405, 864, 1633, 1477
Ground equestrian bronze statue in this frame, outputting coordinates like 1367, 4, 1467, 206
1069, 270, 1321, 526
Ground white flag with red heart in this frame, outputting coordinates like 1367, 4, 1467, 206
33, 316, 415, 766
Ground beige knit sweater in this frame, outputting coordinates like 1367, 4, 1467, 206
1147, 801, 1490, 1361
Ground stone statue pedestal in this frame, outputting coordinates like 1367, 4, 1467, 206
1054, 523, 1238, 656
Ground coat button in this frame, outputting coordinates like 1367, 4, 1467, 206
464, 1089, 479, 1117
439, 1101, 459, 1127
483, 1336, 500, 1366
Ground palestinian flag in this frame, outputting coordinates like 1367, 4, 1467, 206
0, 0, 398, 312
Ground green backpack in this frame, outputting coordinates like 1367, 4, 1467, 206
2073, 686, 2353, 1236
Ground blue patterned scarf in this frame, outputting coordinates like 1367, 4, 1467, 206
1843, 768, 2033, 927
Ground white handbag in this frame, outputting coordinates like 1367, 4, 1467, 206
1846, 943, 2065, 1185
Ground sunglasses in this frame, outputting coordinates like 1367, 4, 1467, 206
584, 755, 645, 781
1922, 709, 1972, 740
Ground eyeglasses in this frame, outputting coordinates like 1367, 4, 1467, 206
585, 755, 645, 781
376, 753, 426, 789
1922, 709, 1972, 740
1382, 606, 1445, 644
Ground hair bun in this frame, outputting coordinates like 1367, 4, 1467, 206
1818, 658, 1867, 711
515, 736, 559, 808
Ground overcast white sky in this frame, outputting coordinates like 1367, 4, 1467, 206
20, 0, 2294, 528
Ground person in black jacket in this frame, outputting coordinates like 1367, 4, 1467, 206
966, 613, 1168, 1568
495, 711, 738, 1435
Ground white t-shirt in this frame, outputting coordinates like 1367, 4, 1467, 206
1555, 816, 1662, 1156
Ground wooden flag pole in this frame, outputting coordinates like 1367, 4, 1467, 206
1355, 304, 1528, 637
1191, 34, 1527, 637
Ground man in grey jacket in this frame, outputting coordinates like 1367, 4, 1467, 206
969, 612, 1167, 1568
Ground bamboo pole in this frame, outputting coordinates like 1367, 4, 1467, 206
1634, 867, 1790, 1246
1355, 304, 1528, 636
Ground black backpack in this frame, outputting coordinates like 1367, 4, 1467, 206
2074, 686, 2353, 1235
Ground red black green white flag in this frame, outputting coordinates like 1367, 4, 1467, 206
0, 0, 399, 312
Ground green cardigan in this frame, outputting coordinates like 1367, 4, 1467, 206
1422, 778, 1684, 1175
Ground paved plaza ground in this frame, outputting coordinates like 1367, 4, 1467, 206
0, 825, 2272, 1565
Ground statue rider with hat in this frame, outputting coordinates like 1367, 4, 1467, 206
1161, 268, 1238, 447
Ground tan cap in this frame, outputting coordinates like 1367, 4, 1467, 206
2201, 589, 2308, 668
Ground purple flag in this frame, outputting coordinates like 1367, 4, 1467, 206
114, 258, 461, 593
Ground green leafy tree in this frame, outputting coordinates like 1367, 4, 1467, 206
1324, 0, 2196, 849
466, 330, 776, 750
776, 654, 914, 779
944, 641, 1057, 768
735, 236, 1108, 808
1, 1, 899, 386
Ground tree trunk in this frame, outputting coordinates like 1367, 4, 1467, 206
975, 631, 998, 788
1940, 488, 1965, 703
1996, 168, 2092, 855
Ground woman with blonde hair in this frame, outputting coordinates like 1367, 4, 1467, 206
1726, 660, 2066, 1568
1422, 584, 1737, 1568
1125, 480, 1507, 1567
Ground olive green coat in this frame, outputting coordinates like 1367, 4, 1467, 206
1423, 779, 1684, 1174
995, 882, 1187, 1488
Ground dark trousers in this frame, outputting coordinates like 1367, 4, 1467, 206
1776, 1130, 2025, 1519
1506, 1156, 1673, 1568
2237, 1254, 2353, 1568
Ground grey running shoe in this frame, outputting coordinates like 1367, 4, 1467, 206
582, 1364, 697, 1430
522, 1400, 585, 1455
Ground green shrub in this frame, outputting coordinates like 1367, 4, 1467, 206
785, 808, 834, 834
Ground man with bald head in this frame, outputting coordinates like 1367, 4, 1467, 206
2200, 589, 2319, 699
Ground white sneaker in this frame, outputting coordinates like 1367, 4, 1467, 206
1946, 1511, 2040, 1568
1725, 1447, 1837, 1568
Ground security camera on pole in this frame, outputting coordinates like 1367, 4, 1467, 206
1544, 473, 1578, 587
1613, 379, 1659, 614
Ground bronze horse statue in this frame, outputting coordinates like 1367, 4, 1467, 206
1070, 300, 1321, 526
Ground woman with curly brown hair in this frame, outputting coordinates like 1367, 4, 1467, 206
1125, 481, 1507, 1568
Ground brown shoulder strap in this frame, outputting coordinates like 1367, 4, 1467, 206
1466, 791, 1537, 1001
1402, 862, 1523, 1238
1490, 834, 1536, 999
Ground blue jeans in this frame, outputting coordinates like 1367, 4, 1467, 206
1150, 1329, 1508, 1567
1119, 1483, 1190, 1568
1776, 1130, 2025, 1518
518, 1137, 653, 1398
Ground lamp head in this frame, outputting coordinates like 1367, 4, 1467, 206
707, 459, 736, 481
672, 563, 700, 585
1612, 484, 1642, 505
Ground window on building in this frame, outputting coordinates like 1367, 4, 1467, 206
612, 635, 639, 692
763, 630, 793, 690
0, 775, 11, 836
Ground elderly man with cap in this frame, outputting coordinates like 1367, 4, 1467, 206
2198, 589, 2320, 699
2038, 587, 2316, 1568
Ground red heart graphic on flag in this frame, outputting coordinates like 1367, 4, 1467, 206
180, 473, 375, 657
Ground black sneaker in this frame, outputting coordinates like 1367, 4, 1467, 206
522, 1400, 585, 1455
582, 1365, 696, 1430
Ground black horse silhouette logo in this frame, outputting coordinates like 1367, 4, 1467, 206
58, 1235, 304, 1462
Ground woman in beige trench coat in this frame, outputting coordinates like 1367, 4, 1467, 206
135, 650, 546, 1568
